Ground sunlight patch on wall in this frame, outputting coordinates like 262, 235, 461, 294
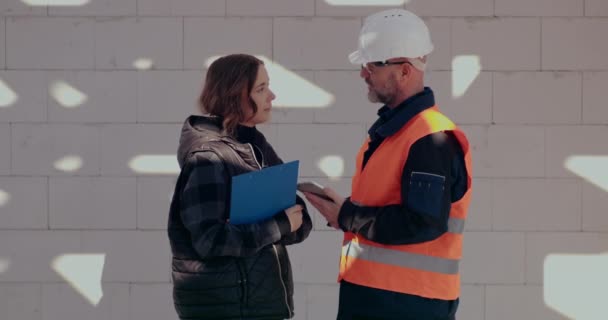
204, 56, 220, 67
0, 258, 9, 273
54, 155, 83, 172
0, 189, 11, 207
452, 55, 481, 99
262, 58, 334, 108
133, 58, 154, 70
129, 155, 180, 175
565, 155, 608, 192
51, 254, 105, 306
324, 0, 407, 5
0, 79, 18, 108
318, 155, 345, 179
544, 253, 608, 320
22, 0, 90, 5
205, 55, 334, 108
50, 81, 88, 108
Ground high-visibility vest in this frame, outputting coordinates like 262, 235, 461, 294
338, 106, 473, 300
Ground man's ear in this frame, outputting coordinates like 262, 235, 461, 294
400, 63, 411, 79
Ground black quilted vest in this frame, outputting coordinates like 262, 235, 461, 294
168, 116, 294, 320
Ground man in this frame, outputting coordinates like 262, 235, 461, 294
304, 9, 473, 320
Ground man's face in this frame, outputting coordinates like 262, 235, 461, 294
359, 59, 409, 105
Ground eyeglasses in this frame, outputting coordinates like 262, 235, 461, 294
361, 60, 411, 74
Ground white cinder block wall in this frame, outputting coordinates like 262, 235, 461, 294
0, 0, 607, 319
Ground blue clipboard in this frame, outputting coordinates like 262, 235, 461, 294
229, 160, 299, 225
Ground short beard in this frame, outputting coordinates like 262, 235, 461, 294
368, 90, 392, 104
366, 75, 398, 105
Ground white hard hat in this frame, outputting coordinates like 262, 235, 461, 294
349, 9, 434, 68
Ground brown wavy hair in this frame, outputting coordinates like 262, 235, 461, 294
199, 54, 264, 137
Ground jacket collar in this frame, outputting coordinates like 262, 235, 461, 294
177, 115, 264, 169
368, 87, 436, 139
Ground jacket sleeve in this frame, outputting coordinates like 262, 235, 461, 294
337, 132, 467, 245
179, 151, 292, 258
278, 195, 313, 246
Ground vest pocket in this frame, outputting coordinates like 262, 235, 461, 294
407, 171, 445, 219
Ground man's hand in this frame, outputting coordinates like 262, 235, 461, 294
304, 187, 345, 230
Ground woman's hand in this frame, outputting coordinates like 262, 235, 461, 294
284, 204, 304, 232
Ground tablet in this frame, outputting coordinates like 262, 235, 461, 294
297, 181, 333, 202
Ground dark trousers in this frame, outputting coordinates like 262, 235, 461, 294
336, 281, 459, 320
337, 315, 456, 320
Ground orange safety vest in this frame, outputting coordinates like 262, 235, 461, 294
338, 106, 473, 300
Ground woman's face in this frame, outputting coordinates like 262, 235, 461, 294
241, 65, 276, 127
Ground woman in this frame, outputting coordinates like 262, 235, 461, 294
168, 54, 313, 320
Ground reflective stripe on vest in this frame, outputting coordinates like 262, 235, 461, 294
448, 217, 465, 234
342, 240, 460, 275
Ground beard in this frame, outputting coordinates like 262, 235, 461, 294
366, 75, 398, 105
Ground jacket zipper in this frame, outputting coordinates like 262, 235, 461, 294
410, 171, 446, 180
248, 143, 288, 313
236, 259, 248, 307
246, 143, 262, 169
272, 244, 292, 316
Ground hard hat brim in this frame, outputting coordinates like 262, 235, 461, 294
348, 49, 366, 65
